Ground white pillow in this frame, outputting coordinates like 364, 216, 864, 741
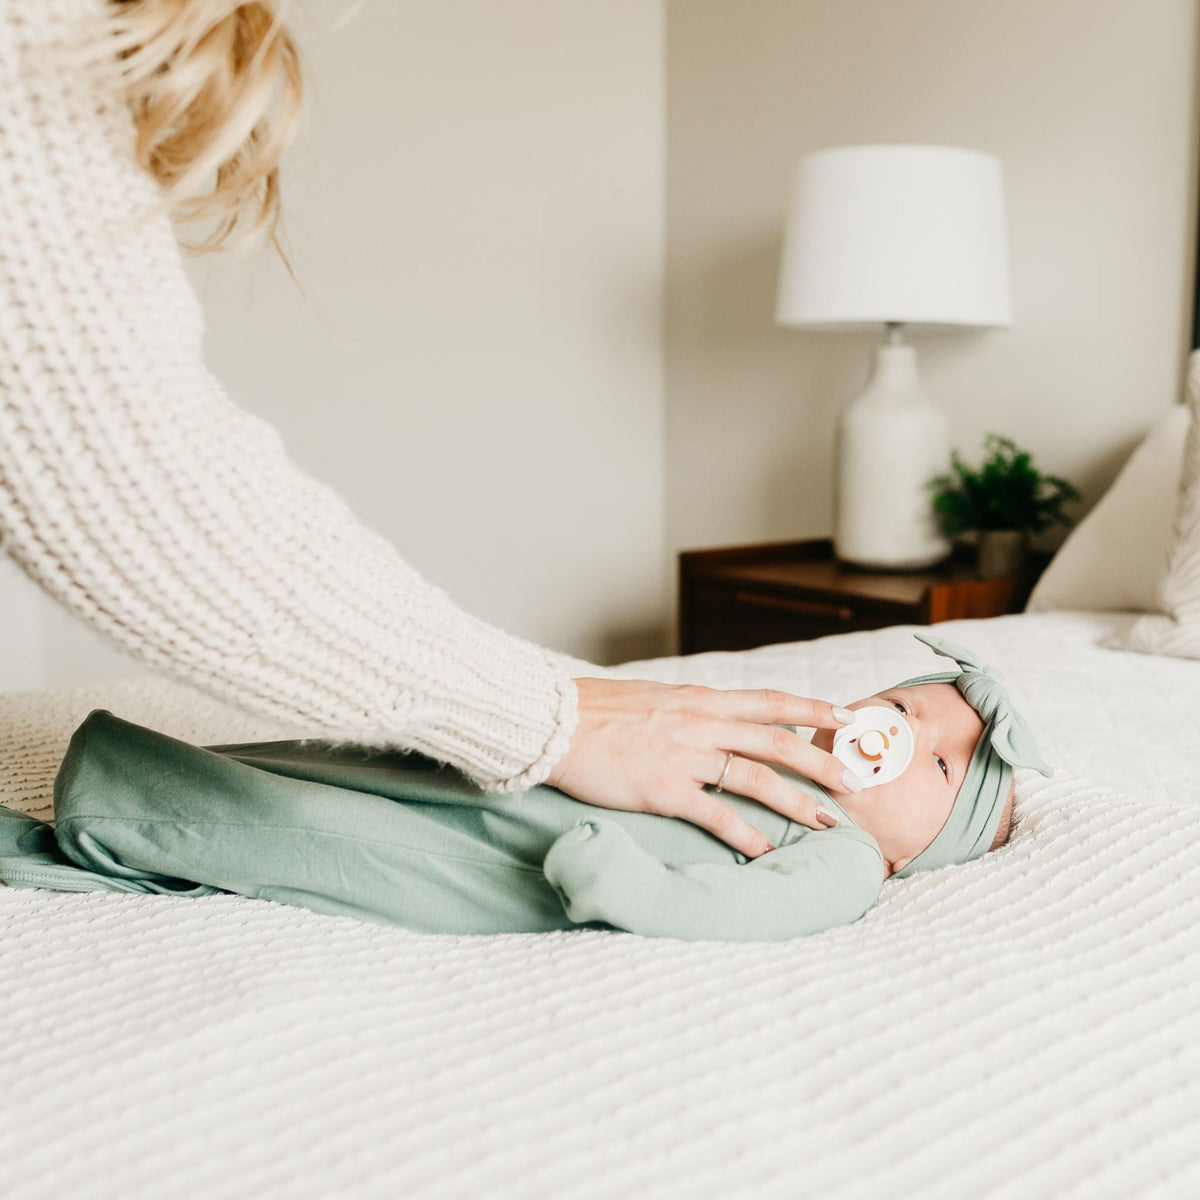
1105, 352, 1200, 656
1025, 402, 1189, 613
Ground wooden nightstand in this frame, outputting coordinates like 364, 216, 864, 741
678, 538, 1048, 654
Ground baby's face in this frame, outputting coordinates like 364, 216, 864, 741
812, 681, 984, 876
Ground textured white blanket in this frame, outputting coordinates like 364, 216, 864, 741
2, 612, 1198, 1199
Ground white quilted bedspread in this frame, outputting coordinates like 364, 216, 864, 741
2, 611, 1200, 1200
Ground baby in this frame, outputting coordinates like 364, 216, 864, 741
0, 634, 1050, 941
809, 632, 1045, 880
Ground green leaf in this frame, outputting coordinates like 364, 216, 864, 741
925, 432, 1080, 535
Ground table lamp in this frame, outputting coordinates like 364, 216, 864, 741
775, 143, 1013, 569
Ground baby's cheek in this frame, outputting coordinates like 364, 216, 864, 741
863, 776, 907, 818
928, 778, 957, 829
880, 775, 941, 829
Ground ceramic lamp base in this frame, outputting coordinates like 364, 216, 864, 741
833, 334, 951, 570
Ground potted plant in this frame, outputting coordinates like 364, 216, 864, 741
927, 434, 1080, 578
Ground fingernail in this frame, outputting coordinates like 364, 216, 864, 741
833, 706, 855, 724
816, 807, 838, 827
761, 843, 776, 855
841, 769, 863, 793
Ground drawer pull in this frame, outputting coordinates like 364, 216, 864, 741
734, 590, 854, 623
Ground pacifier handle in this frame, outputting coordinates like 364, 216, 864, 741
857, 729, 888, 760
831, 706, 915, 789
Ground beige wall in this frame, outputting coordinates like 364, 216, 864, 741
0, 558, 43, 692
30, 0, 668, 690
8, 1, 1200, 691
666, 0, 1200, 614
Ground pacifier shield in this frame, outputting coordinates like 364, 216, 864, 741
832, 705, 915, 788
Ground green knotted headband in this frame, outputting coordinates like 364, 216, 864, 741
890, 632, 1052, 879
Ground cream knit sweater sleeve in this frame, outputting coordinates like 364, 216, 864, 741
0, 1, 592, 793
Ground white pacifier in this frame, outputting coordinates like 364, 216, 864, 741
832, 706, 915, 789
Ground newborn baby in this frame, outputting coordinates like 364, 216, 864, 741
0, 633, 1050, 941
811, 637, 1035, 879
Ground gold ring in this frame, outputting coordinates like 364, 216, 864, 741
714, 751, 735, 794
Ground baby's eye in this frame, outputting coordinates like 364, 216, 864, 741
936, 755, 949, 779
891, 699, 908, 715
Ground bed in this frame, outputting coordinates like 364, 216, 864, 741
2, 603, 1200, 1199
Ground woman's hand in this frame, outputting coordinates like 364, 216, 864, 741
544, 678, 862, 858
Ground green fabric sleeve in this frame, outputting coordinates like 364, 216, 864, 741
542, 818, 885, 942
0, 804, 219, 897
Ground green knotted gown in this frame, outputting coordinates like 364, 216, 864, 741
0, 710, 885, 942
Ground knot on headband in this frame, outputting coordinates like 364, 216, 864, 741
890, 632, 1051, 879
912, 632, 1052, 778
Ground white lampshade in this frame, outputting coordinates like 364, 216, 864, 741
776, 144, 1012, 330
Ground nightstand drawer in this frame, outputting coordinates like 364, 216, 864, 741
685, 582, 905, 653
677, 538, 1048, 655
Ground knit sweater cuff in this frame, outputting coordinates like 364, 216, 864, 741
391, 629, 585, 794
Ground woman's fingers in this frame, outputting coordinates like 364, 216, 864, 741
661, 787, 779, 860
708, 754, 841, 836
544, 678, 861, 862
712, 720, 862, 799
701, 686, 855, 731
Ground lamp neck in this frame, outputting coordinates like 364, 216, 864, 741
885, 321, 906, 346
868, 335, 921, 394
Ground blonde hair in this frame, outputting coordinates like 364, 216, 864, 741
74, 0, 305, 265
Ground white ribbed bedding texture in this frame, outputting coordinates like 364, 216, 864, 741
2, 611, 1198, 1199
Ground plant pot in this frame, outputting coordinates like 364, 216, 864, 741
977, 529, 1028, 580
